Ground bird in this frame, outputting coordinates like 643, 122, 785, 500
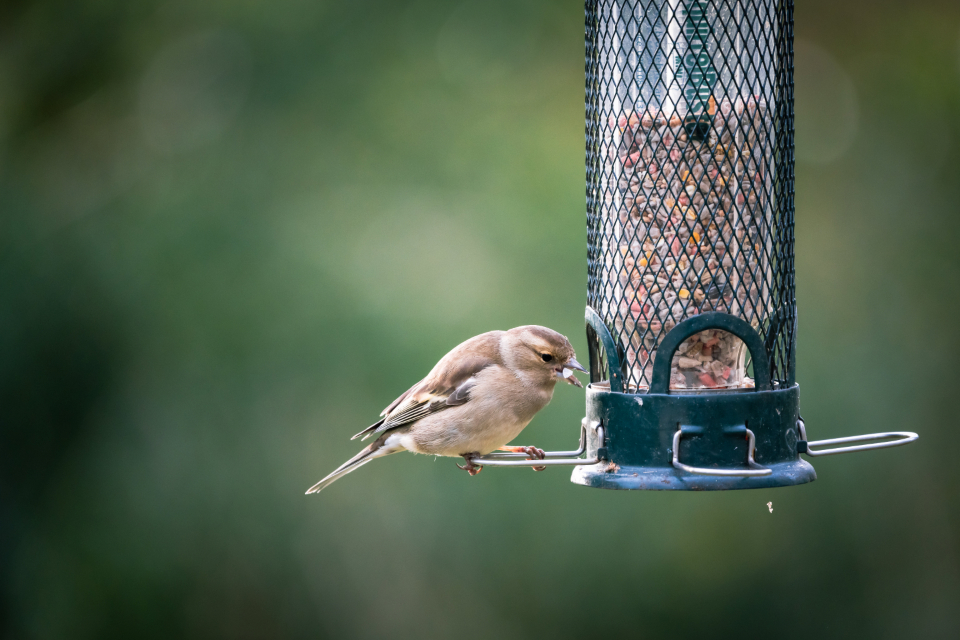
305, 325, 587, 494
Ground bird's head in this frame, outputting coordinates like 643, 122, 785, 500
502, 325, 587, 388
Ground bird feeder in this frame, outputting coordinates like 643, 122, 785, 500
468, 0, 916, 488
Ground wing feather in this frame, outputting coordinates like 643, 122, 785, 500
351, 418, 385, 441
445, 377, 477, 406
356, 332, 503, 440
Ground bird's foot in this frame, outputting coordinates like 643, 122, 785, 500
457, 454, 483, 476
499, 445, 546, 459
499, 445, 547, 471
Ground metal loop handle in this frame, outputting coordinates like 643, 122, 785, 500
797, 419, 918, 457
466, 421, 602, 468
671, 425, 772, 477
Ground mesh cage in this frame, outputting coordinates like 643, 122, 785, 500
585, 0, 795, 392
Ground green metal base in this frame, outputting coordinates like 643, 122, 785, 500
575, 308, 814, 491
570, 382, 815, 491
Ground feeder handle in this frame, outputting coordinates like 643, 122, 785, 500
464, 420, 603, 468
650, 312, 772, 394
797, 418, 918, 457
671, 424, 771, 477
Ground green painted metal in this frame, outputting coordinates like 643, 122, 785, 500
571, 309, 815, 491
585, 306, 625, 393
649, 312, 772, 393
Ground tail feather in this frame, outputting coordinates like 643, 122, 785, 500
305, 436, 402, 494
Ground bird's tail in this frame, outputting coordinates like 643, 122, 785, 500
305, 435, 402, 494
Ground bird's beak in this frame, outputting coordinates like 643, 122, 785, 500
557, 357, 587, 388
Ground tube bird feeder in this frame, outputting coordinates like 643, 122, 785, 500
466, 0, 917, 487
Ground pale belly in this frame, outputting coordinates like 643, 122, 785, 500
399, 396, 541, 457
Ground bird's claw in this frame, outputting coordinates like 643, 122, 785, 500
522, 446, 547, 471
500, 445, 547, 471
458, 455, 483, 476
518, 446, 546, 460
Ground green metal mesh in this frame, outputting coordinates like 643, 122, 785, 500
586, 0, 796, 392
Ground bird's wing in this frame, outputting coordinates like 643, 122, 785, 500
351, 333, 504, 441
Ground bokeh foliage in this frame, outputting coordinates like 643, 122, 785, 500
1, 0, 959, 638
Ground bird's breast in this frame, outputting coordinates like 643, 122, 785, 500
406, 368, 555, 457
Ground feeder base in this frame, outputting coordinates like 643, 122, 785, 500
570, 373, 813, 491
577, 312, 812, 490
571, 458, 815, 491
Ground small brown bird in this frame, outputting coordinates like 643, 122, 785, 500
306, 326, 586, 493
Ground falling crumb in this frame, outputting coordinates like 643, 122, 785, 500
767, 501, 773, 513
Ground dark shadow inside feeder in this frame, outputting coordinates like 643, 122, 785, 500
683, 114, 714, 142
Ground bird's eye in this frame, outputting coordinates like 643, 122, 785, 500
541, 353, 554, 363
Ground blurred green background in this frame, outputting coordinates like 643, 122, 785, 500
1, 0, 958, 638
